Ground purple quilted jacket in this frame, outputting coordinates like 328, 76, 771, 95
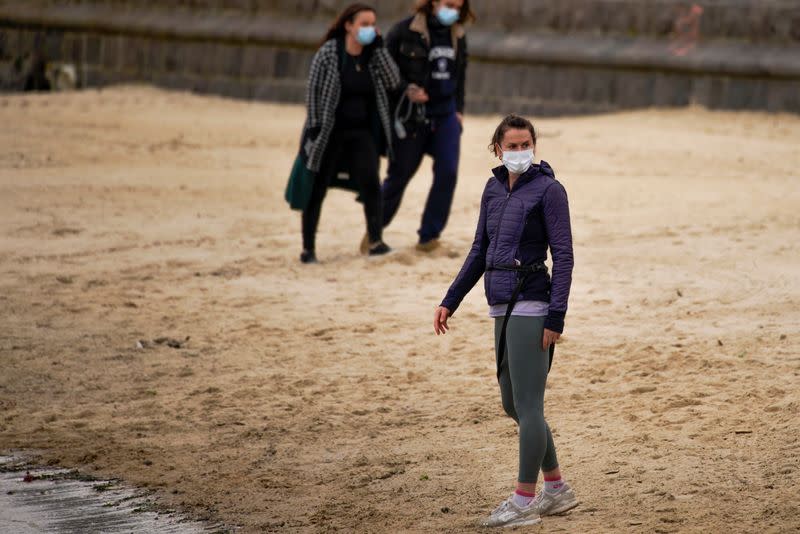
440, 161, 574, 333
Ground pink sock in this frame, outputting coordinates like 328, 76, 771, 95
544, 476, 564, 493
512, 489, 535, 507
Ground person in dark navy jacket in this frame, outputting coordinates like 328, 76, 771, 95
364, 0, 473, 253
434, 115, 579, 528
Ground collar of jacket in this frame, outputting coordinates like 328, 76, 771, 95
491, 160, 555, 189
409, 12, 465, 52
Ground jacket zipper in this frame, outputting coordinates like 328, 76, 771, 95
487, 188, 513, 300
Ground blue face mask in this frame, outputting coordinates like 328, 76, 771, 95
436, 6, 460, 26
356, 26, 376, 46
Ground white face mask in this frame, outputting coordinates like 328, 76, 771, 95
501, 148, 534, 175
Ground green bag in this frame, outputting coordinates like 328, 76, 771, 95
285, 154, 366, 210
285, 154, 315, 211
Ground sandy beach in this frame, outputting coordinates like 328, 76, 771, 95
1, 86, 799, 532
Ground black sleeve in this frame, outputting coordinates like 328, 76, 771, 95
385, 22, 409, 91
456, 35, 467, 113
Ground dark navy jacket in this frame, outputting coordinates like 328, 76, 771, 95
440, 161, 574, 333
385, 13, 467, 114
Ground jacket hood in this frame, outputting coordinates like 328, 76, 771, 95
491, 160, 555, 185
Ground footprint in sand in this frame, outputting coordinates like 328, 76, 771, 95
52, 227, 83, 237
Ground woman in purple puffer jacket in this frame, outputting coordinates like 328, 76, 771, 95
433, 114, 578, 528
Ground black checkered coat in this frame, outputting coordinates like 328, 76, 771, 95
302, 37, 401, 173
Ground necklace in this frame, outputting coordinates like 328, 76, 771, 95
348, 51, 362, 72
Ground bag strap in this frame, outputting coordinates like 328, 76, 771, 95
493, 261, 553, 379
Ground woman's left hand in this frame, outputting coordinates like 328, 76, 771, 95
542, 328, 560, 350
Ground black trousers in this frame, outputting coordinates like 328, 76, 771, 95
381, 112, 461, 243
302, 127, 382, 252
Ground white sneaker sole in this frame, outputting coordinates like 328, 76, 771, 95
503, 516, 542, 527
545, 498, 579, 516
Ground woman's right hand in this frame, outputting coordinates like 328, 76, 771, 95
433, 306, 451, 335
406, 83, 429, 103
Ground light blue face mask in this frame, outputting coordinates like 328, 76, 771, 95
356, 26, 376, 46
436, 6, 460, 26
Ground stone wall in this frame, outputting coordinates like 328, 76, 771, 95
1, 0, 799, 114
13, 0, 800, 43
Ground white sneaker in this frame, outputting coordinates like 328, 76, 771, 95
530, 483, 579, 516
480, 495, 542, 528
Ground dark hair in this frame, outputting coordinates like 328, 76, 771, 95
415, 0, 476, 24
489, 114, 537, 154
322, 3, 376, 44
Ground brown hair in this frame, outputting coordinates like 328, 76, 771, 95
489, 114, 537, 154
415, 0, 476, 24
322, 3, 376, 44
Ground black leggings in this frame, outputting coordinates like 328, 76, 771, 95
302, 128, 382, 252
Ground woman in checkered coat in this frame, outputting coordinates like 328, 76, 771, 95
299, 3, 402, 264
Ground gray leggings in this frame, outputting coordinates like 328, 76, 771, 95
494, 315, 559, 484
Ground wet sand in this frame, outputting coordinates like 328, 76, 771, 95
1, 86, 799, 532
0, 454, 218, 533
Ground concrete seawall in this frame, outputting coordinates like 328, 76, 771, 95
1, 0, 799, 114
